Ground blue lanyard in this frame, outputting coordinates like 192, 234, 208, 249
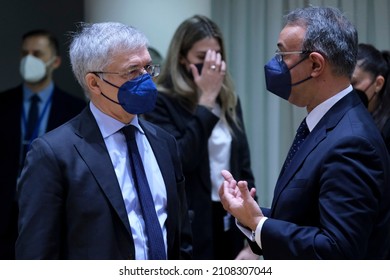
21, 91, 54, 146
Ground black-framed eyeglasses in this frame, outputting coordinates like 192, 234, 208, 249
275, 50, 311, 62
92, 64, 160, 81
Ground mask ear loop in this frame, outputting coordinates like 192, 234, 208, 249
287, 52, 311, 71
362, 79, 378, 103
291, 75, 312, 86
92, 72, 123, 105
46, 56, 58, 67
363, 79, 376, 92
288, 54, 313, 86
368, 91, 378, 103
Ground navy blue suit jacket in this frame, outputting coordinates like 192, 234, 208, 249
0, 85, 86, 259
16, 106, 192, 259
253, 91, 390, 259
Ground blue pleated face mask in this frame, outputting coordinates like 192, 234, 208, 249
100, 73, 158, 114
264, 56, 312, 100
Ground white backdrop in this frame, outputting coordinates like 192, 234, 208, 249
84, 0, 211, 61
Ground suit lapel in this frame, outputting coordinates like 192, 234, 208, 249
73, 107, 132, 235
140, 120, 177, 250
271, 92, 358, 210
272, 127, 326, 209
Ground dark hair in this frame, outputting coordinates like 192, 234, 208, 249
285, 6, 358, 78
358, 43, 390, 131
22, 29, 60, 56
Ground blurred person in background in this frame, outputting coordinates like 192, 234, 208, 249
143, 15, 258, 260
0, 29, 86, 259
352, 43, 390, 151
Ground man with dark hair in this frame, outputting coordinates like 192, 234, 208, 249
219, 6, 390, 259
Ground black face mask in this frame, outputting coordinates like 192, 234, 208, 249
188, 63, 204, 79
354, 88, 369, 108
353, 79, 376, 108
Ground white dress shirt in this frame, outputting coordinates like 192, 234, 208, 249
208, 104, 232, 202
90, 102, 167, 259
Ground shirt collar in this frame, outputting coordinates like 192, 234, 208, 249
89, 102, 144, 138
23, 82, 54, 104
306, 85, 352, 131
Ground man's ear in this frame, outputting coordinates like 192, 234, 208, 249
85, 73, 102, 97
51, 56, 62, 70
309, 52, 325, 77
374, 75, 385, 93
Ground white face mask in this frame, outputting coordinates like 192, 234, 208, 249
19, 54, 54, 83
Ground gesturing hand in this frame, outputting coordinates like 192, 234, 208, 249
218, 170, 263, 231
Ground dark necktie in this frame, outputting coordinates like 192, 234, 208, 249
281, 118, 310, 173
122, 125, 167, 260
21, 95, 40, 166
26, 95, 40, 140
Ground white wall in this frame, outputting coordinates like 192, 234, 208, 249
84, 0, 211, 59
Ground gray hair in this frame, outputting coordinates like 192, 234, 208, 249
69, 22, 149, 96
285, 6, 358, 78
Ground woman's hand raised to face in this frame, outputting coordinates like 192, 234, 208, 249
194, 49, 226, 109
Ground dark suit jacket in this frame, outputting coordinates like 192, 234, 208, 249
16, 106, 192, 259
0, 84, 86, 259
251, 91, 390, 259
382, 118, 390, 152
143, 93, 255, 259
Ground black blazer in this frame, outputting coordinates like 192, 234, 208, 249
143, 93, 255, 259
16, 106, 193, 259
382, 118, 390, 152
0, 84, 86, 259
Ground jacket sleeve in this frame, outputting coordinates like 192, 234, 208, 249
16, 137, 65, 259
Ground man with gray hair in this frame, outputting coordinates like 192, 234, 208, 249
16, 22, 192, 260
219, 6, 390, 259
